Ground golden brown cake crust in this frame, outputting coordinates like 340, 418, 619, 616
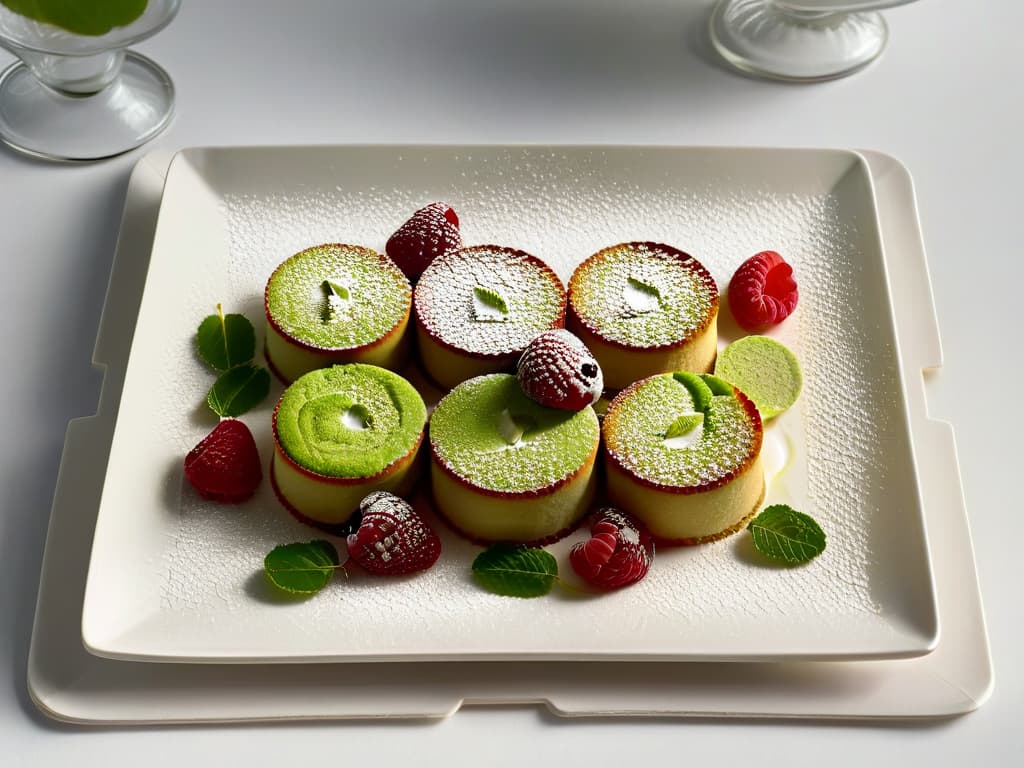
651, 474, 766, 546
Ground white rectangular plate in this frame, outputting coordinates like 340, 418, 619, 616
28, 149, 990, 722
80, 145, 938, 663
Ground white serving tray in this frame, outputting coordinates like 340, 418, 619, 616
79, 145, 937, 664
28, 148, 991, 723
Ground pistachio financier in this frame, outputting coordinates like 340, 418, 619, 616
271, 364, 427, 530
567, 242, 719, 390
429, 373, 600, 544
413, 245, 566, 390
603, 372, 764, 544
264, 244, 412, 383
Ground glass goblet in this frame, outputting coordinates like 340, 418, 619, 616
0, 0, 180, 160
710, 0, 918, 82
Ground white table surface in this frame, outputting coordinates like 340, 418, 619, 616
1, 0, 1020, 765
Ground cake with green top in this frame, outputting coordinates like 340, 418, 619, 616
271, 364, 427, 527
264, 244, 412, 384
714, 335, 802, 420
603, 371, 764, 544
567, 242, 719, 389
413, 245, 566, 390
429, 373, 600, 543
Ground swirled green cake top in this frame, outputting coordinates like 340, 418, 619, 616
275, 364, 426, 478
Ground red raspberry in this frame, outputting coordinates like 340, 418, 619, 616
385, 202, 462, 280
346, 492, 441, 576
183, 420, 262, 503
516, 329, 603, 411
727, 251, 798, 330
569, 508, 653, 591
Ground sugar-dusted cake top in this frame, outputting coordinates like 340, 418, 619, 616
429, 374, 599, 494
274, 364, 426, 478
568, 242, 718, 350
413, 245, 566, 357
603, 372, 762, 490
265, 244, 411, 351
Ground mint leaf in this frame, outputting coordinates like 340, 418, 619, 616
197, 305, 256, 372
473, 285, 509, 321
665, 413, 703, 439
472, 544, 558, 597
672, 371, 713, 413
321, 280, 351, 323
207, 364, 271, 418
747, 504, 826, 565
264, 540, 341, 596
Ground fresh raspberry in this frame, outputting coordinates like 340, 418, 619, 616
516, 329, 604, 411
346, 492, 441, 576
727, 251, 798, 330
569, 508, 653, 591
385, 202, 462, 280
183, 420, 262, 503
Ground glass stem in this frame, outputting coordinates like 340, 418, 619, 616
20, 49, 125, 96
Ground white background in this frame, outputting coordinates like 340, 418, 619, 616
1, 0, 1020, 764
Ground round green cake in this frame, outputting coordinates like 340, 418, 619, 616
271, 364, 428, 527
264, 244, 412, 382
275, 364, 426, 478
429, 373, 600, 543
430, 374, 598, 493
603, 371, 765, 543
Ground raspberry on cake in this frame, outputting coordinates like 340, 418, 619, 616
567, 242, 719, 390
602, 371, 765, 545
270, 364, 427, 530
264, 244, 412, 384
516, 328, 604, 411
428, 373, 600, 544
413, 245, 566, 390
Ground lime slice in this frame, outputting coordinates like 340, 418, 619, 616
1, 0, 149, 36
715, 335, 802, 419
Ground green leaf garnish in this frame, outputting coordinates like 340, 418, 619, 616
473, 285, 509, 321
320, 280, 351, 323
623, 276, 661, 315
0, 0, 148, 36
664, 413, 703, 439
472, 544, 558, 597
196, 304, 256, 372
264, 540, 341, 596
207, 364, 271, 418
672, 372, 713, 413
699, 373, 734, 397
747, 504, 826, 565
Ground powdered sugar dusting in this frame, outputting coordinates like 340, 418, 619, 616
605, 376, 758, 487
570, 242, 718, 348
414, 245, 564, 357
